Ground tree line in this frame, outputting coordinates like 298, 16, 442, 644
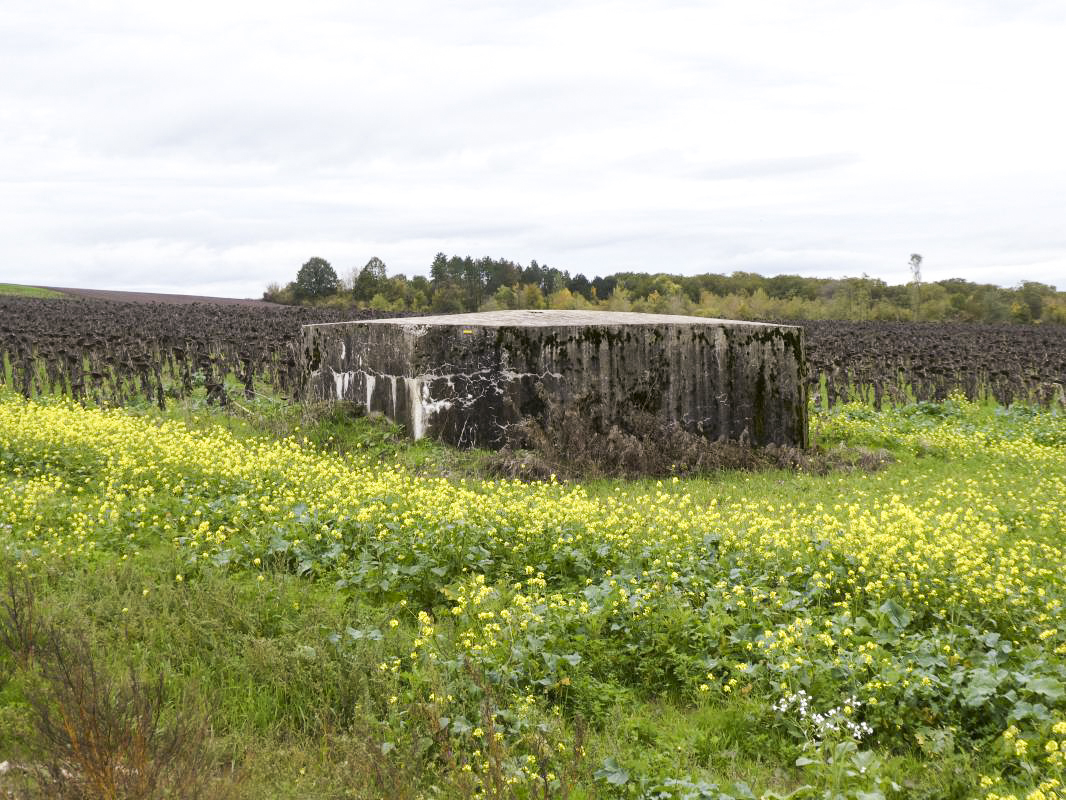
263, 254, 1066, 325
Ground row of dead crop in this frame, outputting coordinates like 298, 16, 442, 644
1, 297, 1063, 410
799, 320, 1066, 408
0, 297, 389, 408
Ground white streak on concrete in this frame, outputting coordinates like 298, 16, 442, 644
332, 369, 356, 400
405, 377, 424, 439
404, 376, 453, 440
365, 375, 376, 411
423, 396, 454, 416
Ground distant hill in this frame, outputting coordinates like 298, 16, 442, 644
0, 283, 66, 299
41, 286, 286, 307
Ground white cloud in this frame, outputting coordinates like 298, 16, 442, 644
1, 0, 1064, 296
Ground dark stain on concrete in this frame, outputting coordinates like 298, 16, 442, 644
302, 310, 807, 449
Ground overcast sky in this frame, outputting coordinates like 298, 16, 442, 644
2, 0, 1064, 298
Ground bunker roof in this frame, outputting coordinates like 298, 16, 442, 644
308, 310, 794, 329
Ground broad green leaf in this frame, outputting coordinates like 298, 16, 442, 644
877, 598, 912, 629
1024, 675, 1064, 701
594, 758, 629, 786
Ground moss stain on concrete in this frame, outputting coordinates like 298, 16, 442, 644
302, 311, 807, 449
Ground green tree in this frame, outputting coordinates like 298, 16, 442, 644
481, 258, 522, 295
461, 257, 484, 310
1041, 295, 1066, 324
517, 283, 546, 309
262, 282, 295, 304
352, 257, 387, 303
294, 257, 340, 301
1016, 281, 1055, 321
409, 289, 429, 311
493, 284, 517, 309
431, 283, 465, 314
430, 252, 451, 288
368, 292, 391, 311
605, 285, 632, 312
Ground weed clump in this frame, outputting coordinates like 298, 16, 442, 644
487, 402, 891, 481
0, 575, 239, 800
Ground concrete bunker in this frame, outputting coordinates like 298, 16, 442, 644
302, 310, 807, 449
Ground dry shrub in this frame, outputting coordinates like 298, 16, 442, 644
0, 576, 239, 800
487, 401, 891, 481
313, 668, 585, 799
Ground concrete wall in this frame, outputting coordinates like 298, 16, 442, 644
302, 310, 807, 449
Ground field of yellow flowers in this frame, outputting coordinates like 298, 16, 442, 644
1, 389, 1064, 799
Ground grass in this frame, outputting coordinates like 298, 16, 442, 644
0, 284, 66, 299
1, 389, 1064, 799
132, 387, 490, 479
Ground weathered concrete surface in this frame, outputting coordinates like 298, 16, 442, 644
302, 310, 807, 449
